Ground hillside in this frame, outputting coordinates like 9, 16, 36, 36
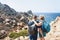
0, 3, 33, 39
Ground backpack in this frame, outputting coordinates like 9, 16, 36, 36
28, 20, 38, 34
42, 21, 50, 33
28, 21, 35, 34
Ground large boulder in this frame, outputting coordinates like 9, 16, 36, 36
0, 30, 7, 39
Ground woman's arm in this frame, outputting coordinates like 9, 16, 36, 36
33, 21, 42, 26
38, 22, 42, 26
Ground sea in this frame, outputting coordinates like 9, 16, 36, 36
33, 13, 60, 23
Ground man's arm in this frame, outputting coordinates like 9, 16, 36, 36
33, 20, 42, 26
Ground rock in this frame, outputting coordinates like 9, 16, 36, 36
45, 16, 60, 40
0, 30, 7, 39
24, 36, 29, 40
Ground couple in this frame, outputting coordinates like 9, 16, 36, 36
28, 15, 46, 40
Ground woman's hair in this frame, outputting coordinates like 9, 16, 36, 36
40, 16, 44, 20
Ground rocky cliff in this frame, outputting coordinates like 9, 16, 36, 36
45, 16, 60, 40
0, 2, 33, 24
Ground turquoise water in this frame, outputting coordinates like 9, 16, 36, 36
33, 13, 60, 23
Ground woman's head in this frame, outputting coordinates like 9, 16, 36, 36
40, 16, 44, 20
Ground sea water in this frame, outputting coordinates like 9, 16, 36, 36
33, 13, 60, 23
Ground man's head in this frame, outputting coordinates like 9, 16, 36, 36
33, 15, 37, 20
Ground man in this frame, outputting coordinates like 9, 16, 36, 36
28, 15, 39, 40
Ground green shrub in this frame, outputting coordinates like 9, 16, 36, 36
18, 30, 28, 36
9, 30, 28, 39
9, 32, 19, 39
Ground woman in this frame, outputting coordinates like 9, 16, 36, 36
34, 16, 45, 40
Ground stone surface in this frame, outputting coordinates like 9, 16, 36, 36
45, 16, 60, 40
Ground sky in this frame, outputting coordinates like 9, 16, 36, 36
0, 0, 60, 13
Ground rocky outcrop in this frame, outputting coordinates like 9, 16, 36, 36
45, 16, 60, 40
0, 2, 33, 24
16, 10, 33, 24
0, 3, 17, 16
0, 2, 33, 39
0, 30, 7, 39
